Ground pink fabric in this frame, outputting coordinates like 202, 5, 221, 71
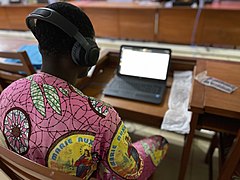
0, 72, 168, 179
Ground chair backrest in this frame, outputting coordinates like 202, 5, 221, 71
0, 51, 36, 91
0, 145, 82, 180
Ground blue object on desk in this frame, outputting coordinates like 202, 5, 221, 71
5, 44, 42, 70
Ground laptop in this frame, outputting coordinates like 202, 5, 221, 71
103, 45, 172, 104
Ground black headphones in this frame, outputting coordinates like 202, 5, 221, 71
26, 7, 100, 67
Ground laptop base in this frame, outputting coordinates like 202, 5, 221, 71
103, 76, 166, 104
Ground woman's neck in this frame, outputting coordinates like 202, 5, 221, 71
41, 57, 78, 85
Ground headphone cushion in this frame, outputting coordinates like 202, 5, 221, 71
85, 38, 99, 66
71, 41, 83, 65
71, 39, 99, 67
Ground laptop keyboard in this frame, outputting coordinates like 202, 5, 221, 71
110, 77, 163, 94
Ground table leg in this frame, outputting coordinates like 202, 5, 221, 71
178, 113, 199, 180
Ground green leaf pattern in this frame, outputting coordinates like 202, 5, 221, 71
89, 97, 111, 116
59, 87, 69, 97
26, 75, 33, 81
71, 85, 87, 98
43, 84, 61, 115
30, 80, 46, 117
29, 78, 110, 117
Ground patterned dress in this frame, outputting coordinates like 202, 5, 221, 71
0, 72, 168, 180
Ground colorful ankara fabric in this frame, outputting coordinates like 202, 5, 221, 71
0, 72, 168, 179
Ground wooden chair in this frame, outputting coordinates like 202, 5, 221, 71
218, 129, 240, 180
0, 145, 82, 180
205, 130, 240, 180
0, 51, 36, 91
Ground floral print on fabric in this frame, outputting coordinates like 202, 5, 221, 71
140, 135, 168, 167
30, 80, 46, 117
0, 72, 168, 179
108, 122, 143, 179
46, 131, 100, 180
3, 108, 31, 155
29, 78, 63, 117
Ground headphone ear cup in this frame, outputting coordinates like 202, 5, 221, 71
71, 41, 84, 66
84, 38, 100, 66
71, 39, 100, 67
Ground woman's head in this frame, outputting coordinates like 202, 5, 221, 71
35, 2, 95, 60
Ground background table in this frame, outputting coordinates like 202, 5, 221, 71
179, 60, 240, 180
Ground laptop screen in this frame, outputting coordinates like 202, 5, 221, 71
119, 46, 171, 80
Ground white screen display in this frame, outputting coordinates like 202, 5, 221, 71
119, 47, 170, 80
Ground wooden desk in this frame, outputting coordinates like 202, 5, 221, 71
80, 51, 196, 127
0, 2, 240, 47
1, 36, 239, 179
73, 2, 159, 41
0, 4, 43, 30
179, 60, 240, 180
81, 53, 240, 179
0, 36, 37, 51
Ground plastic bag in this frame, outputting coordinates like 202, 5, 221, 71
161, 71, 193, 134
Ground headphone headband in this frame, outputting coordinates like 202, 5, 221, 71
26, 7, 91, 51
26, 7, 100, 66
